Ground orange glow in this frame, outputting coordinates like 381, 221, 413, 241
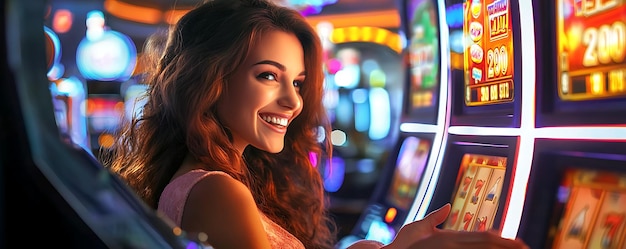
306, 10, 399, 29
164, 9, 190, 25
98, 133, 115, 148
384, 207, 397, 223
104, 0, 161, 25
52, 9, 73, 33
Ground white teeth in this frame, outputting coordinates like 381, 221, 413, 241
262, 115, 288, 126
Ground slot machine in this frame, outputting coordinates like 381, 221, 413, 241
336, 0, 447, 246
516, 1, 626, 248
418, 0, 527, 236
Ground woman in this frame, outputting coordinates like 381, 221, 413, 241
106, 0, 529, 248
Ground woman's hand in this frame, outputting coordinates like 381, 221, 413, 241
383, 204, 529, 249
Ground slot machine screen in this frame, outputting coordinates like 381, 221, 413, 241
385, 136, 432, 210
546, 169, 626, 249
448, 0, 521, 126
555, 0, 626, 104
403, 0, 441, 123
444, 153, 507, 231
537, 0, 626, 125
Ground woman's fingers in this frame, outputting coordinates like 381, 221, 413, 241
421, 203, 452, 228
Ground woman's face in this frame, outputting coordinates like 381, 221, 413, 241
217, 30, 305, 154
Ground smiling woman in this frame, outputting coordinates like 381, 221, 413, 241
105, 0, 334, 247
103, 0, 530, 249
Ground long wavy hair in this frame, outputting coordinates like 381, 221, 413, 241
104, 0, 336, 248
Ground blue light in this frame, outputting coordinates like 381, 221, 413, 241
368, 88, 391, 140
353, 89, 370, 132
364, 219, 394, 245
76, 30, 137, 81
323, 156, 345, 192
445, 3, 464, 29
44, 26, 62, 76
76, 11, 136, 82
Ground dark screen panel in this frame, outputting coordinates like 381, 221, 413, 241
518, 139, 626, 249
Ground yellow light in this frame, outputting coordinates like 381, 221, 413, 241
374, 28, 388, 44
348, 26, 360, 42
589, 72, 604, 95
331, 26, 401, 53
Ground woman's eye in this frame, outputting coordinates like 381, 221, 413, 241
258, 72, 276, 81
293, 80, 303, 89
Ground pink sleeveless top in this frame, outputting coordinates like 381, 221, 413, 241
157, 169, 305, 249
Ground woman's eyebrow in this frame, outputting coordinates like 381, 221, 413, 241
253, 60, 286, 71
253, 60, 307, 76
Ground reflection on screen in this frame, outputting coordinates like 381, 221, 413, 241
444, 153, 507, 231
555, 0, 626, 101
463, 0, 514, 106
52, 93, 69, 135
549, 169, 626, 249
385, 136, 432, 210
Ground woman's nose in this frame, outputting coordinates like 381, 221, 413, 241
278, 83, 302, 110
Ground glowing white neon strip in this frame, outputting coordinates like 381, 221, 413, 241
448, 126, 521, 136
500, 0, 537, 239
399, 123, 439, 133
534, 127, 626, 140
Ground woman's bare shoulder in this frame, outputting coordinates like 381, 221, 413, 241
181, 171, 272, 248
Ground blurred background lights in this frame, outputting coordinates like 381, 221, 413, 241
52, 9, 73, 33
368, 88, 390, 140
331, 129, 348, 146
